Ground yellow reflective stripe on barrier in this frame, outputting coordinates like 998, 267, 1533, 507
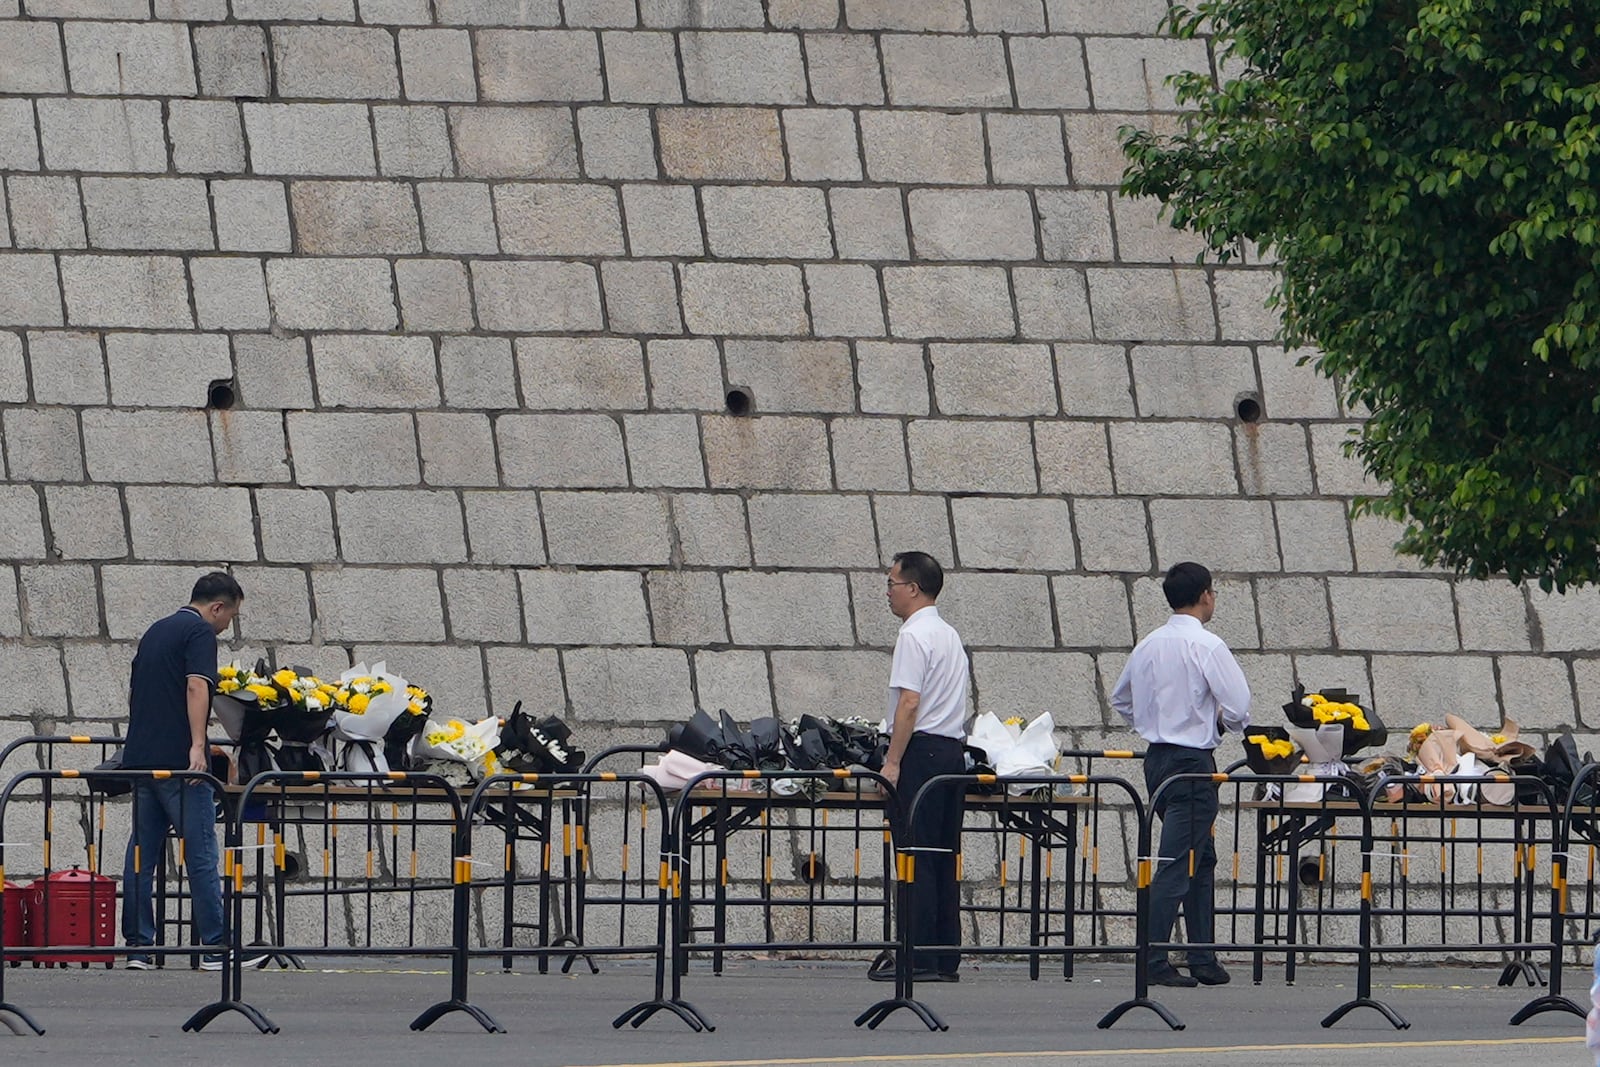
1045, 850, 1053, 879
275, 837, 286, 870
1361, 871, 1372, 901
505, 843, 513, 872
178, 839, 186, 867
234, 851, 244, 892
955, 852, 963, 881
1439, 844, 1447, 874
87, 844, 96, 870
1527, 845, 1537, 871
854, 848, 862, 877
833, 768, 849, 779
1137, 858, 1151, 889
68, 735, 92, 744
132, 844, 140, 875
743, 769, 759, 779
672, 868, 681, 898
42, 840, 49, 868
302, 771, 320, 781
902, 854, 915, 883
640, 803, 648, 830
999, 859, 1007, 888
600, 771, 617, 782
621, 841, 630, 874
659, 859, 669, 890
563, 824, 572, 856
1213, 773, 1230, 783
976, 773, 997, 785
883, 827, 891, 844
1069, 774, 1087, 784
410, 850, 418, 879
223, 851, 234, 878
1477, 845, 1483, 875
1296, 774, 1314, 783
60, 769, 79, 779
366, 851, 374, 879
387, 771, 406, 781
765, 856, 773, 884
1103, 750, 1134, 758
576, 825, 587, 853
1231, 850, 1239, 881
322, 849, 330, 877
522, 773, 539, 784
543, 842, 551, 870
720, 858, 728, 886
453, 857, 472, 884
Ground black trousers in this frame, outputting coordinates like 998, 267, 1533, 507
889, 732, 966, 974
1142, 743, 1219, 969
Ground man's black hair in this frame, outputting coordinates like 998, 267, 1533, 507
191, 571, 244, 605
1162, 561, 1211, 610
891, 551, 945, 599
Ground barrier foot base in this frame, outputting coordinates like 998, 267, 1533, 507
255, 947, 304, 972
0, 1002, 44, 1036
853, 997, 947, 1032
182, 1000, 277, 1034
1509, 994, 1585, 1025
612, 998, 713, 1032
1497, 960, 1544, 987
409, 999, 505, 1034
1096, 997, 1184, 1031
1321, 997, 1408, 1030
553, 936, 599, 976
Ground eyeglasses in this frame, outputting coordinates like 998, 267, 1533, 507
886, 579, 918, 591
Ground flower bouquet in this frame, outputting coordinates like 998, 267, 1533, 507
967, 712, 1062, 797
329, 662, 410, 775
383, 683, 433, 772
410, 715, 503, 784
1279, 684, 1385, 800
495, 703, 585, 776
1241, 726, 1300, 776
214, 660, 335, 776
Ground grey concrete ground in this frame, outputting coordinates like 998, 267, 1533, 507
0, 956, 1588, 1067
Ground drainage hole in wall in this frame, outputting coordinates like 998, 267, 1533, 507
725, 387, 754, 416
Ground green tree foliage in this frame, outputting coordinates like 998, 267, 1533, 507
1122, 0, 1600, 590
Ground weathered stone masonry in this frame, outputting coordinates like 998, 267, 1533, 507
0, 0, 1596, 776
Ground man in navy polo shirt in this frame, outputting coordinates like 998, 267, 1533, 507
121, 571, 246, 970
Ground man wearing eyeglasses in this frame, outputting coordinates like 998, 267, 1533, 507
1112, 561, 1251, 988
872, 550, 969, 984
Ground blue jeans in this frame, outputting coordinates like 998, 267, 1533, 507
121, 779, 224, 949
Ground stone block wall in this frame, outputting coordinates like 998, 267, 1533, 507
0, 0, 1596, 771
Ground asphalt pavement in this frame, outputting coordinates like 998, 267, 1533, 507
0, 955, 1588, 1067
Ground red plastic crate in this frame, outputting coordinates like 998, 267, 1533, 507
0, 880, 25, 964
26, 869, 116, 968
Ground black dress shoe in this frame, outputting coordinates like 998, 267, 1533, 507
869, 966, 941, 983
1188, 962, 1230, 985
1148, 964, 1199, 987
936, 971, 960, 983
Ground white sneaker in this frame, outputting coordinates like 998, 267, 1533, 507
126, 955, 155, 970
201, 949, 270, 970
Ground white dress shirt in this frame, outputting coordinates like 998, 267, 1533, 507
887, 605, 969, 739
1111, 614, 1251, 749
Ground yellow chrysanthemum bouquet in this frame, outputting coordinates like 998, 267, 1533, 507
213, 658, 337, 774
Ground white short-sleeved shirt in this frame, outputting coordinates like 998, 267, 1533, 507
887, 605, 969, 739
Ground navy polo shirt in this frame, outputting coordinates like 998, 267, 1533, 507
122, 606, 219, 770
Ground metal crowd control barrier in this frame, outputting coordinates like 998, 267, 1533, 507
461, 771, 701, 1031
960, 750, 1144, 982
1362, 769, 1573, 1028
1100, 770, 1381, 1032
1555, 761, 1600, 1022
203, 769, 502, 1035
668, 768, 900, 1033
858, 770, 1146, 1032
0, 767, 263, 1036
